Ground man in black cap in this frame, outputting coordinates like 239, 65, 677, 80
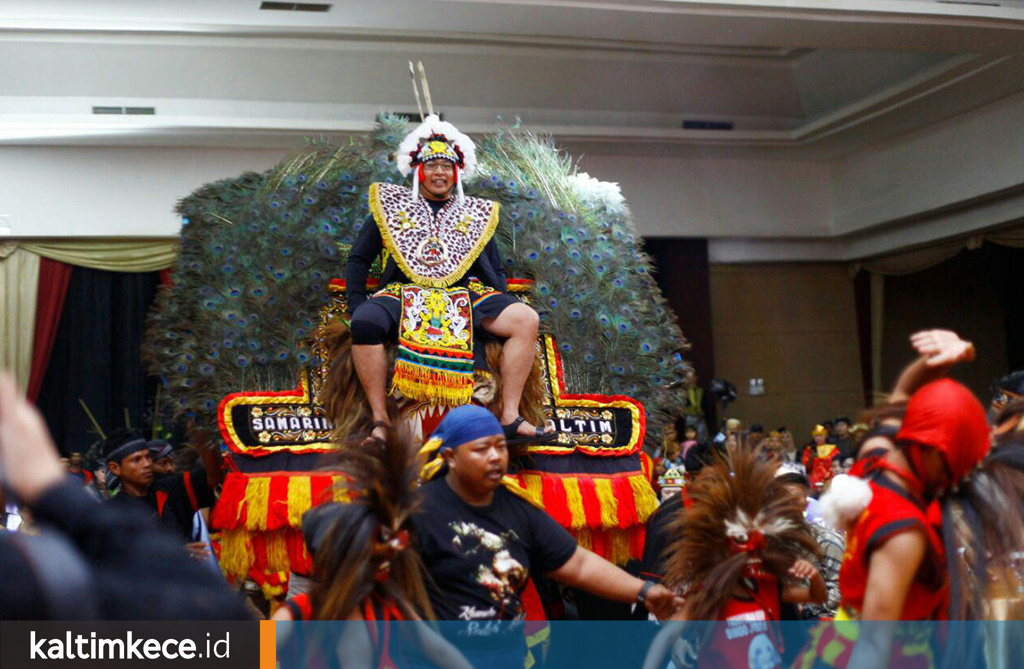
148, 439, 177, 480
831, 416, 854, 460
104, 429, 218, 550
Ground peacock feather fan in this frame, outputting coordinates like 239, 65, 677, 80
144, 114, 689, 450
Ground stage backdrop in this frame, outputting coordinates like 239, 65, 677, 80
36, 266, 161, 455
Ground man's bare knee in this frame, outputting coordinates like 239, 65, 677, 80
500, 304, 538, 334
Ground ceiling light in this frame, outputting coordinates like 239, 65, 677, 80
259, 2, 332, 11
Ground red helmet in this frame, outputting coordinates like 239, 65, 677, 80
896, 378, 990, 484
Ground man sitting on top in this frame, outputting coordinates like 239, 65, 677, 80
346, 115, 550, 444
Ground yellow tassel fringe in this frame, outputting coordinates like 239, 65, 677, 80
629, 475, 659, 523
219, 528, 254, 583
286, 476, 312, 528
562, 478, 588, 529
593, 478, 619, 528
244, 476, 271, 531
392, 362, 474, 406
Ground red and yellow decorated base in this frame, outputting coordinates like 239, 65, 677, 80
211, 471, 351, 597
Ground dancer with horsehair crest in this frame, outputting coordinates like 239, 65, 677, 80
273, 427, 472, 669
642, 445, 827, 669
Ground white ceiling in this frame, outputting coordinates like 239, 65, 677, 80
1, 0, 1023, 155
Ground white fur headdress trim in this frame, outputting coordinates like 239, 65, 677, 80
820, 474, 873, 531
723, 508, 797, 542
396, 114, 477, 179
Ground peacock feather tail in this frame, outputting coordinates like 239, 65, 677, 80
144, 114, 689, 450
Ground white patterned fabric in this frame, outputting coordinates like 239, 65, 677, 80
368, 182, 499, 288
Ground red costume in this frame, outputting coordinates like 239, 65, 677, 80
698, 571, 785, 669
797, 379, 991, 669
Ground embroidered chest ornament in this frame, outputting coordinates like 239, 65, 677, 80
369, 114, 499, 288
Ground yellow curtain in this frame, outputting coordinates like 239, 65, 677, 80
18, 239, 178, 272
0, 243, 41, 392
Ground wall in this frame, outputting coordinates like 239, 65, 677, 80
709, 263, 864, 439
880, 244, 1016, 401
0, 146, 287, 237
3, 89, 1023, 254
578, 152, 833, 238
831, 90, 1024, 236
0, 142, 834, 239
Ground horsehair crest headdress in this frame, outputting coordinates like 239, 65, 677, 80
663, 445, 818, 621
399, 61, 477, 202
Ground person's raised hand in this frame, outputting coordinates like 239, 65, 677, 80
185, 541, 212, 560
643, 583, 686, 620
788, 558, 819, 581
910, 330, 975, 368
0, 372, 66, 504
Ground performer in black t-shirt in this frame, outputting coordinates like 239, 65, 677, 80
414, 406, 682, 662
102, 429, 218, 544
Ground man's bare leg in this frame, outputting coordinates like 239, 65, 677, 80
352, 343, 390, 441
481, 303, 551, 438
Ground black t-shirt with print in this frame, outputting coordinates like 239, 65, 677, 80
411, 477, 578, 627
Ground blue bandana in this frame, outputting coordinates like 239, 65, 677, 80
430, 405, 503, 452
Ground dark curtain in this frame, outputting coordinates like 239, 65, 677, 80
37, 267, 161, 455
27, 257, 73, 402
880, 242, 1024, 401
854, 270, 873, 407
992, 244, 1024, 372
641, 237, 717, 430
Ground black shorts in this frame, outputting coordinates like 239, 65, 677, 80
349, 278, 519, 349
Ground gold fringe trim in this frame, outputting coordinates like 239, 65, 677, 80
286, 476, 312, 528
574, 528, 593, 551
244, 476, 272, 531
368, 182, 501, 289
522, 474, 544, 505
610, 529, 632, 566
266, 532, 291, 574
628, 474, 659, 523
562, 478, 588, 529
502, 476, 544, 509
392, 362, 474, 406
593, 478, 619, 528
218, 528, 254, 583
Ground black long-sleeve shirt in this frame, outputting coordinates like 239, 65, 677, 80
0, 479, 252, 620
345, 208, 508, 314
106, 463, 216, 541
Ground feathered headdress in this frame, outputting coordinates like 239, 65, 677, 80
303, 428, 433, 620
663, 446, 819, 621
396, 114, 477, 203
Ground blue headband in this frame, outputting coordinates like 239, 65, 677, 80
430, 405, 503, 452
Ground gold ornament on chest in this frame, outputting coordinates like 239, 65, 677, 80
416, 236, 449, 267
455, 214, 473, 235
396, 210, 416, 230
